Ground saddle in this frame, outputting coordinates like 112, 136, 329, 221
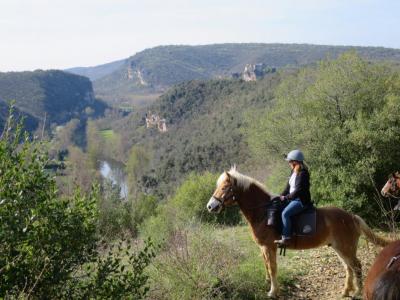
266, 197, 316, 237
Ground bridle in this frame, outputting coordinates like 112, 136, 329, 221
212, 184, 272, 210
212, 186, 237, 207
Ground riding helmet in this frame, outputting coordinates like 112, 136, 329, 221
285, 149, 304, 162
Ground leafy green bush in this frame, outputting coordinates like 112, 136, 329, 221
0, 116, 98, 297
62, 239, 156, 300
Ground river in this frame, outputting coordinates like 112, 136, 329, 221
99, 160, 128, 199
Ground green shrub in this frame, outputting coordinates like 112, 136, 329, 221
0, 115, 98, 297
62, 239, 156, 300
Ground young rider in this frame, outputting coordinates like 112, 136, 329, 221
274, 149, 311, 245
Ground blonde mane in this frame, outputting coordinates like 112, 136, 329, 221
217, 166, 271, 196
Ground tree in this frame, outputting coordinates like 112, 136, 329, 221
247, 53, 400, 222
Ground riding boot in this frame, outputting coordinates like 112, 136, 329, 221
274, 236, 291, 246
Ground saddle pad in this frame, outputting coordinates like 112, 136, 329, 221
293, 208, 316, 236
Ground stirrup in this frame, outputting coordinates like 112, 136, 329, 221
274, 238, 290, 256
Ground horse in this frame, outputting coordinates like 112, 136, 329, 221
206, 166, 390, 298
381, 171, 400, 211
363, 240, 400, 300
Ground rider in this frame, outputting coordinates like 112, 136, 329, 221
275, 149, 311, 245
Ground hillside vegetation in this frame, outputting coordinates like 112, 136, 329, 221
0, 70, 107, 132
92, 53, 400, 224
4, 51, 400, 299
68, 43, 400, 105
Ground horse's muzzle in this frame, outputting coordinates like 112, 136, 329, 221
207, 197, 222, 213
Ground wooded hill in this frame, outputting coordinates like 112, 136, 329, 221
101, 53, 400, 225
0, 70, 107, 132
111, 74, 283, 196
67, 43, 400, 105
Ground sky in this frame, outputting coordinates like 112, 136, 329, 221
0, 0, 399, 71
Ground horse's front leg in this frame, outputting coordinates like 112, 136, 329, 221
261, 245, 279, 297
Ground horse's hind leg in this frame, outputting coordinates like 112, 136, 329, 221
335, 251, 355, 297
333, 246, 363, 298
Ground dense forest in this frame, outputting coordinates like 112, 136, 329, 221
0, 70, 107, 133
2, 50, 400, 299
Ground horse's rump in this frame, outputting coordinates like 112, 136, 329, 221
364, 240, 400, 300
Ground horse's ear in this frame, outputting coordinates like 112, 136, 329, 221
225, 171, 231, 179
395, 171, 400, 178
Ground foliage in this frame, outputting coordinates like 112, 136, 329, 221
126, 145, 152, 198
87, 43, 400, 104
0, 70, 106, 131
0, 113, 98, 297
140, 172, 241, 246
147, 224, 303, 300
114, 77, 279, 196
0, 112, 155, 299
246, 53, 400, 222
97, 180, 134, 238
62, 239, 156, 300
132, 193, 158, 229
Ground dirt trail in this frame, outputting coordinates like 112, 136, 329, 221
282, 242, 380, 299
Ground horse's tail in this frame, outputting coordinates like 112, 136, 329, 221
354, 215, 391, 247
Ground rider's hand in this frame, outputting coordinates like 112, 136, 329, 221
280, 195, 286, 201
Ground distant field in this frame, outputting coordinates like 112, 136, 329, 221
99, 129, 115, 139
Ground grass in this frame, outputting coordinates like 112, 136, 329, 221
145, 223, 305, 299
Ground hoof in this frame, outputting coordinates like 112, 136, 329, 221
268, 290, 278, 298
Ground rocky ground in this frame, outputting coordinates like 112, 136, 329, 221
281, 240, 381, 299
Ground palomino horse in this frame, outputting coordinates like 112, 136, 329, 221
206, 167, 390, 298
381, 171, 400, 211
363, 240, 400, 300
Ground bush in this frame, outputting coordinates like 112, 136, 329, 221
0, 115, 98, 297
62, 239, 156, 300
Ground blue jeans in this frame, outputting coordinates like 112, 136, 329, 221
281, 199, 304, 238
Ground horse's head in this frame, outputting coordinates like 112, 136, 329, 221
207, 170, 238, 213
381, 172, 400, 198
